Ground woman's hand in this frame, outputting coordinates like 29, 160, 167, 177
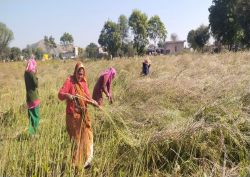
108, 95, 113, 104
106, 93, 113, 104
92, 100, 103, 110
66, 93, 74, 100
91, 100, 98, 107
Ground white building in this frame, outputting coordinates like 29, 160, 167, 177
164, 40, 185, 54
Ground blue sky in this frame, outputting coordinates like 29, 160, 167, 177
0, 0, 212, 49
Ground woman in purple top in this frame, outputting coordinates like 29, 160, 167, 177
92, 67, 116, 106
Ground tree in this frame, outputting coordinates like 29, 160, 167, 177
78, 47, 84, 58
129, 9, 148, 55
236, 0, 250, 48
209, 0, 241, 50
1, 47, 11, 61
0, 22, 14, 59
98, 20, 121, 57
122, 41, 137, 57
187, 25, 210, 51
22, 48, 32, 59
60, 32, 74, 47
148, 15, 167, 46
170, 33, 178, 41
44, 35, 49, 46
44, 35, 57, 56
118, 15, 129, 44
10, 47, 21, 61
187, 30, 198, 49
157, 41, 165, 48
34, 48, 43, 60
118, 15, 130, 57
85, 43, 99, 58
195, 25, 210, 50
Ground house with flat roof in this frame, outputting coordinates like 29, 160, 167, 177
163, 40, 185, 54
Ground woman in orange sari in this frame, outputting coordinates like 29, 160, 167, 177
58, 62, 99, 168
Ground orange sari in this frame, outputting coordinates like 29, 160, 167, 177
61, 63, 93, 167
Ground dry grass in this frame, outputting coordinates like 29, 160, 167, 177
0, 52, 249, 176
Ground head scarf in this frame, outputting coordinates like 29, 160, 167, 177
100, 67, 116, 82
144, 58, 151, 65
73, 62, 87, 82
25, 56, 37, 73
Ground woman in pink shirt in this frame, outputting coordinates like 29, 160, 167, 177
92, 67, 117, 106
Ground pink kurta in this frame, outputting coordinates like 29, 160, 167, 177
92, 74, 111, 106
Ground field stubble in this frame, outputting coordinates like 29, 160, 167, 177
0, 53, 249, 176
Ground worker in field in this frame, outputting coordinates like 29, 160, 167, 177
24, 55, 40, 135
92, 67, 117, 106
142, 58, 151, 75
58, 62, 100, 169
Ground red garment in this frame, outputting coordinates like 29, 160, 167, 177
27, 99, 40, 109
58, 62, 93, 167
58, 76, 91, 115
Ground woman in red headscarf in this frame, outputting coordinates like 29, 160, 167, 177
92, 67, 117, 106
58, 62, 99, 168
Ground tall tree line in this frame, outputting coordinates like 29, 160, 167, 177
94, 9, 167, 58
187, 0, 250, 52
0, 22, 14, 60
209, 0, 250, 50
